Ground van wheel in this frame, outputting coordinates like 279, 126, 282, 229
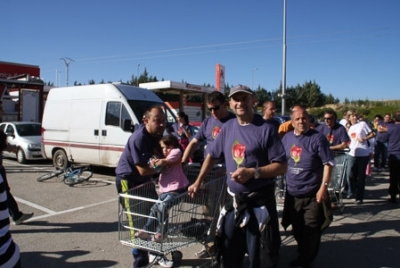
17, 149, 27, 164
53, 150, 69, 169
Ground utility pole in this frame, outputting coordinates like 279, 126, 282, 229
281, 0, 287, 115
60, 57, 74, 86
137, 63, 141, 86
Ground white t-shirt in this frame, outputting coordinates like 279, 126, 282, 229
348, 121, 372, 157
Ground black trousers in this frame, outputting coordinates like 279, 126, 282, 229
285, 193, 325, 266
220, 184, 280, 268
388, 155, 400, 198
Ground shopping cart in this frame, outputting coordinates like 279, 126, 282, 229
327, 151, 349, 212
118, 165, 226, 267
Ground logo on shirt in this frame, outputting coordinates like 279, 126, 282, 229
290, 144, 302, 165
177, 128, 183, 136
350, 132, 356, 140
232, 140, 245, 168
327, 133, 334, 144
212, 126, 221, 139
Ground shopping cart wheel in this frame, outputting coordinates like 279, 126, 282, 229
172, 251, 183, 263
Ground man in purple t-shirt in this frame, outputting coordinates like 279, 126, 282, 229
375, 113, 393, 171
316, 109, 350, 151
115, 106, 173, 268
182, 91, 235, 163
189, 85, 287, 268
383, 111, 400, 203
282, 106, 334, 268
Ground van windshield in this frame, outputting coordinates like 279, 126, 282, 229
128, 101, 176, 125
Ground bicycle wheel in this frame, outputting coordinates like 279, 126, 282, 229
37, 170, 64, 182
63, 171, 93, 186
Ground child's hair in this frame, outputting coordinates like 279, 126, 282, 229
160, 135, 181, 150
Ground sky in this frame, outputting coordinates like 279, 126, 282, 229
2, 0, 399, 102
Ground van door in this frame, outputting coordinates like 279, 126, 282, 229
99, 101, 134, 167
68, 99, 102, 164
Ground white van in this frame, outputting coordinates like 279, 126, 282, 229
41, 83, 175, 169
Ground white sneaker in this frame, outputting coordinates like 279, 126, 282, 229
149, 254, 173, 268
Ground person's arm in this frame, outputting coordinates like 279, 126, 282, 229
230, 161, 287, 184
150, 149, 181, 168
316, 164, 333, 203
330, 141, 348, 151
377, 125, 388, 133
136, 163, 160, 176
187, 154, 217, 197
181, 138, 200, 163
181, 124, 192, 139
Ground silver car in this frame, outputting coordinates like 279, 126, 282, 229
0, 122, 44, 163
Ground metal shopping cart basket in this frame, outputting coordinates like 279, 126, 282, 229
118, 164, 226, 266
327, 150, 349, 213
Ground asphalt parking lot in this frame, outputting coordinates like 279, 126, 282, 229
5, 158, 207, 268
6, 158, 400, 268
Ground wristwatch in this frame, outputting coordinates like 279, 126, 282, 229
254, 166, 260, 179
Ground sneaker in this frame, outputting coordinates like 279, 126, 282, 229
195, 244, 215, 258
14, 212, 34, 225
354, 200, 363, 205
149, 254, 173, 268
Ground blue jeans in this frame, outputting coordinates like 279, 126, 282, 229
346, 155, 369, 201
374, 141, 388, 169
144, 189, 186, 234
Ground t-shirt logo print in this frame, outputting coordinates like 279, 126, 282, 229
290, 144, 302, 165
232, 140, 246, 168
327, 133, 334, 144
212, 126, 221, 139
350, 132, 356, 140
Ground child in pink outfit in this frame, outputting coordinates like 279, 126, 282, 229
140, 135, 189, 242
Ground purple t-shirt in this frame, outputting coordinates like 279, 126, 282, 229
170, 123, 192, 140
264, 118, 280, 134
387, 123, 400, 159
209, 114, 286, 194
282, 129, 335, 197
116, 124, 162, 184
195, 112, 236, 157
376, 120, 393, 142
315, 122, 350, 146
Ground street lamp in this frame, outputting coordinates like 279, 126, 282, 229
136, 63, 141, 86
252, 67, 258, 90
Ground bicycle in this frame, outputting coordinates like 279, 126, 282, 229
37, 164, 93, 186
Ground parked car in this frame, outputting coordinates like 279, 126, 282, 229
0, 122, 44, 163
273, 115, 291, 125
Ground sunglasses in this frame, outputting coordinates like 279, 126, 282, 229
324, 117, 333, 120
208, 105, 221, 112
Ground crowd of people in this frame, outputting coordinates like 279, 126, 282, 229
115, 86, 400, 268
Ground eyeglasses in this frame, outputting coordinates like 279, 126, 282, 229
208, 105, 220, 112
324, 117, 333, 120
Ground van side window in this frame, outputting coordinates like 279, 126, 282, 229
106, 102, 121, 127
106, 102, 132, 130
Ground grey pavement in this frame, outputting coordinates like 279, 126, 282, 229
6, 159, 400, 268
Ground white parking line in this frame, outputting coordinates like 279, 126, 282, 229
15, 197, 117, 222
15, 197, 56, 214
